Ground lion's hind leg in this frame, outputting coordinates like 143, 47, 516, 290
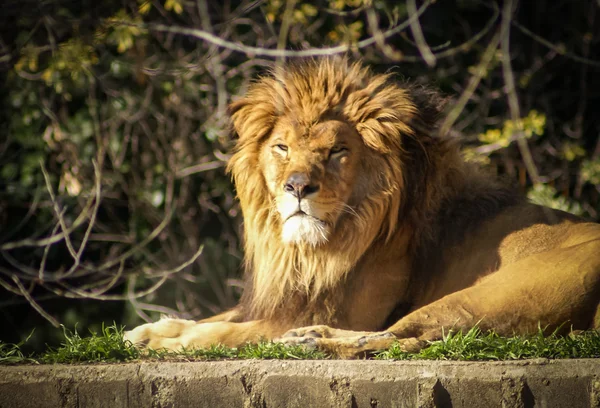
387, 233, 600, 342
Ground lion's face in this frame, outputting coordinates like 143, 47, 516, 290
260, 117, 366, 246
229, 57, 422, 257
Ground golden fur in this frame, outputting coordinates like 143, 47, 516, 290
125, 58, 600, 357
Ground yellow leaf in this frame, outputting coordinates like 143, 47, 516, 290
293, 9, 307, 24
41, 69, 52, 84
165, 0, 183, 14
138, 0, 151, 14
347, 0, 363, 7
302, 4, 318, 16
14, 57, 25, 72
329, 0, 345, 10
28, 57, 38, 71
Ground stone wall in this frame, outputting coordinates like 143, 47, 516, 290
1, 359, 599, 407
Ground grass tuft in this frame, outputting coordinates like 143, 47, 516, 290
237, 341, 329, 359
374, 327, 600, 360
0, 334, 37, 365
139, 340, 328, 361
143, 343, 239, 360
40, 324, 140, 364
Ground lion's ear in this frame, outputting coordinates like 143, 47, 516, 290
348, 84, 418, 154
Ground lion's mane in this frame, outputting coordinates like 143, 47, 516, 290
227, 58, 466, 322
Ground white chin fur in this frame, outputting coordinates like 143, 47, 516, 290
282, 215, 328, 246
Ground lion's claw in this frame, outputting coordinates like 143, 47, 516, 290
303, 330, 323, 338
278, 336, 319, 349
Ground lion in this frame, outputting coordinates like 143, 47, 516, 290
125, 57, 600, 358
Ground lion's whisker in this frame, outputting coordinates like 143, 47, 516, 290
339, 203, 360, 219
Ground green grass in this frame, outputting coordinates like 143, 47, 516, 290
1, 325, 599, 365
40, 324, 140, 364
374, 327, 600, 361
0, 324, 327, 365
143, 340, 328, 361
0, 334, 38, 365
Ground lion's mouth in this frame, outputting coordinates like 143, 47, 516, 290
286, 211, 321, 223
286, 210, 305, 220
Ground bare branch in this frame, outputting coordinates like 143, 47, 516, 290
63, 160, 103, 277
0, 193, 94, 250
512, 20, 600, 68
407, 0, 435, 66
40, 163, 78, 260
177, 161, 225, 178
146, 244, 204, 277
440, 31, 502, 136
38, 214, 63, 281
115, 0, 433, 58
500, 0, 540, 184
12, 276, 60, 327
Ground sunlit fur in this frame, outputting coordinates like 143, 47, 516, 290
281, 215, 328, 246
227, 57, 442, 320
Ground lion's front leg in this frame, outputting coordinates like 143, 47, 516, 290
124, 318, 284, 350
124, 319, 235, 350
277, 325, 425, 358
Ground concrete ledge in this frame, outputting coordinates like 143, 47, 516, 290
1, 359, 599, 407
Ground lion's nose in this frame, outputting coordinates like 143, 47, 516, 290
283, 173, 320, 198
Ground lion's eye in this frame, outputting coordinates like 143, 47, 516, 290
329, 146, 348, 158
273, 144, 288, 153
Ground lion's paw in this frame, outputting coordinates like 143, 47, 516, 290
280, 325, 337, 339
396, 337, 427, 353
280, 325, 375, 340
124, 318, 197, 351
276, 328, 399, 359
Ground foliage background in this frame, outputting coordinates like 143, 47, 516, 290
0, 0, 599, 351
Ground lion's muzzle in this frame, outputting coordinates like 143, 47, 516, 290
283, 172, 321, 199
